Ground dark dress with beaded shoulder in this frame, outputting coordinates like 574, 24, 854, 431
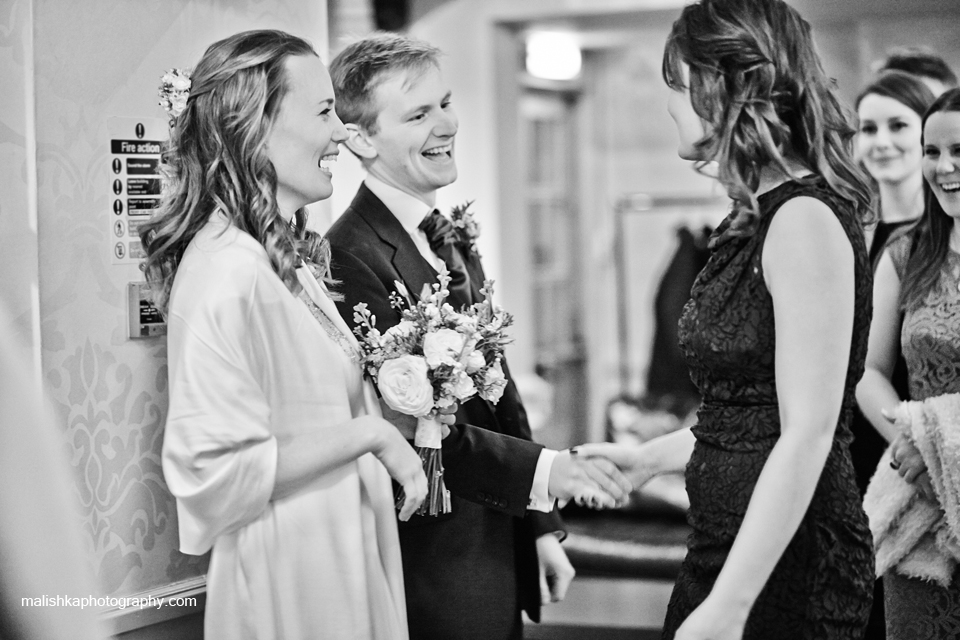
663, 178, 875, 639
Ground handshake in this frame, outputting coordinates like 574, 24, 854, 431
546, 443, 659, 510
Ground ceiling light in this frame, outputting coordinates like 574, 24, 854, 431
525, 31, 582, 81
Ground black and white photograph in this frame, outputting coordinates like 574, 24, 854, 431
2, 0, 960, 639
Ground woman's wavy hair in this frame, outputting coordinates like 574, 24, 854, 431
140, 29, 335, 315
900, 87, 960, 311
662, 0, 874, 238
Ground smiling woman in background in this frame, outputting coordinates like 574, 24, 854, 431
856, 71, 936, 270
850, 70, 936, 486
857, 87, 960, 639
849, 67, 937, 640
140, 29, 426, 640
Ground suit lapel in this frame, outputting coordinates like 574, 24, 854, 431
350, 184, 440, 301
461, 249, 485, 304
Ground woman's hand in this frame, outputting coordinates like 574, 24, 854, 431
674, 594, 749, 640
369, 418, 428, 520
378, 400, 456, 440
436, 403, 458, 430
572, 442, 660, 489
890, 433, 926, 482
890, 433, 935, 500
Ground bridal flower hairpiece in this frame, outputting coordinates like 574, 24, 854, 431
158, 68, 191, 126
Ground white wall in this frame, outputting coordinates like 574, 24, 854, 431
0, 0, 41, 373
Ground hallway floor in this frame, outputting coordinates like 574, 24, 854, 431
524, 576, 673, 640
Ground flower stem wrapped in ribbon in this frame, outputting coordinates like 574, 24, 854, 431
353, 267, 513, 516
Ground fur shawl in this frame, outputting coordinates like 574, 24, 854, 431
863, 393, 960, 587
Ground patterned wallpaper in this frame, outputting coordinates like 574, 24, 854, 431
25, 0, 328, 597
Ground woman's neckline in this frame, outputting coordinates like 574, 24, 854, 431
756, 173, 818, 200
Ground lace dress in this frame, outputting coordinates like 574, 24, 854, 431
883, 235, 960, 639
664, 179, 875, 639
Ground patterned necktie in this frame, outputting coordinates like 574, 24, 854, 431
419, 210, 473, 308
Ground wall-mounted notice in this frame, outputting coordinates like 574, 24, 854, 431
108, 117, 167, 265
127, 282, 166, 338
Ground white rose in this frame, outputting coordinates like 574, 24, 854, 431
377, 355, 434, 416
482, 362, 507, 404
422, 328, 465, 368
171, 75, 191, 91
446, 372, 477, 401
465, 350, 486, 373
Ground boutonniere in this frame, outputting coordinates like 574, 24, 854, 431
449, 200, 481, 257
158, 68, 191, 127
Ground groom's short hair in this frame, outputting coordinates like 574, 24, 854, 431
330, 32, 441, 135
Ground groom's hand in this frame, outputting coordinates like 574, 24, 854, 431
536, 534, 575, 604
548, 449, 633, 509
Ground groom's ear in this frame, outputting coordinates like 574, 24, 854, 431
344, 123, 378, 160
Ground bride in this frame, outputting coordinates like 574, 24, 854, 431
141, 29, 428, 640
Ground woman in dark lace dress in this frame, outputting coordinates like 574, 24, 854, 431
582, 1, 876, 638
856, 88, 960, 639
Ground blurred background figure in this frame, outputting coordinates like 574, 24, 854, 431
875, 46, 959, 97
852, 58, 945, 640
857, 87, 960, 640
856, 71, 937, 265
0, 303, 105, 640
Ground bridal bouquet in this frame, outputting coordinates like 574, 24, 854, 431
353, 268, 513, 516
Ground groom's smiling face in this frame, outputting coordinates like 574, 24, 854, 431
364, 65, 459, 204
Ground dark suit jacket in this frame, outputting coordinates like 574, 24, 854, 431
326, 184, 564, 639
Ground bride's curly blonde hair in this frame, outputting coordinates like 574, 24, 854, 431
662, 0, 874, 238
140, 29, 334, 315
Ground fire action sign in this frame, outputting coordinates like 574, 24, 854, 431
108, 117, 166, 265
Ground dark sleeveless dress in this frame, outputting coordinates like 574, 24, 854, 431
663, 179, 875, 639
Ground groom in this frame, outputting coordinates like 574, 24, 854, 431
327, 33, 630, 640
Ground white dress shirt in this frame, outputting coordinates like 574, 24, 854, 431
364, 175, 558, 513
